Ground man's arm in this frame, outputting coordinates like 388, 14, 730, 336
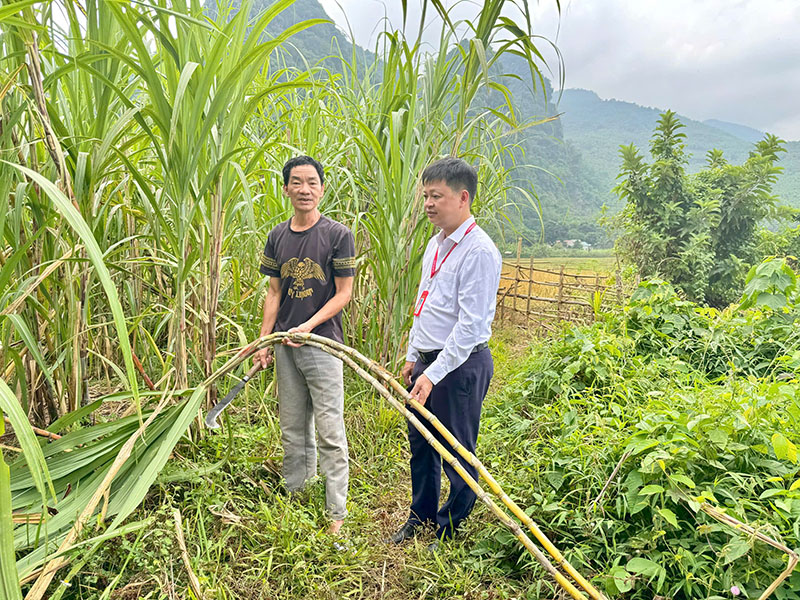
255, 276, 281, 367
285, 275, 353, 346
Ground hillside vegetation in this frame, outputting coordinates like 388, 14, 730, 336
557, 89, 800, 214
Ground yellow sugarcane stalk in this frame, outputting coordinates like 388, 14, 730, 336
296, 337, 586, 599
288, 332, 606, 600
700, 503, 798, 600
211, 333, 597, 599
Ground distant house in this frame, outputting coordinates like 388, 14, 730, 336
553, 239, 592, 251
554, 239, 578, 248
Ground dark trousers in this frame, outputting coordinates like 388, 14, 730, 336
407, 347, 493, 539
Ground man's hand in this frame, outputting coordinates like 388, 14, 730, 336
284, 322, 314, 347
409, 373, 433, 406
401, 361, 415, 387
254, 347, 273, 368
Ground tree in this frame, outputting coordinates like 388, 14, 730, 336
612, 111, 785, 306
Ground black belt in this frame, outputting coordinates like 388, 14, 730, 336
417, 342, 488, 364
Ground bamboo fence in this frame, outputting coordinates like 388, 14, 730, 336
497, 245, 633, 330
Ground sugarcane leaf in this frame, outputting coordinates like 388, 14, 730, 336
0, 0, 39, 23
14, 405, 182, 576
6, 315, 57, 401
167, 61, 199, 154
47, 400, 102, 434
1, 420, 24, 600
108, 388, 206, 528
0, 233, 37, 298
0, 378, 54, 506
2, 163, 140, 413
21, 518, 152, 579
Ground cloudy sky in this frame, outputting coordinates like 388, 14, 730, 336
319, 0, 800, 140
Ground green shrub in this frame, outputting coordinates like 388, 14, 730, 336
477, 263, 800, 598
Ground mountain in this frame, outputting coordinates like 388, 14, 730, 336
555, 89, 800, 216
204, 0, 374, 72
703, 119, 766, 144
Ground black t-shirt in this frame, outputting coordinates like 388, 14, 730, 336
260, 215, 356, 342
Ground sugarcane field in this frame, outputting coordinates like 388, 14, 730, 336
3, 0, 800, 598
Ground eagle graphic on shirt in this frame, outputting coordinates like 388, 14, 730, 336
281, 257, 326, 298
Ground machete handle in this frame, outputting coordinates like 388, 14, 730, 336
243, 362, 264, 379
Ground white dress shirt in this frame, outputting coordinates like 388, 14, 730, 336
406, 215, 502, 385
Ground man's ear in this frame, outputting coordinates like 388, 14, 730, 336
282, 185, 289, 197
461, 188, 470, 207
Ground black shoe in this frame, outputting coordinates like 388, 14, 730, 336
385, 522, 418, 544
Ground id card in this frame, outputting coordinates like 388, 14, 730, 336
414, 290, 429, 316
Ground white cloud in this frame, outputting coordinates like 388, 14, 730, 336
319, 0, 800, 140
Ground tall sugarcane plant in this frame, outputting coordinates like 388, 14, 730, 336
0, 0, 558, 594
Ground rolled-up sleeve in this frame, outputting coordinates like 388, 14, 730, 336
423, 248, 498, 385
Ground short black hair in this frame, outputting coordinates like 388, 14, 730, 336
282, 155, 325, 186
421, 157, 478, 205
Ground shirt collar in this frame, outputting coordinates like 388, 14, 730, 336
436, 215, 476, 246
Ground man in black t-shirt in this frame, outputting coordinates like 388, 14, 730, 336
255, 156, 356, 536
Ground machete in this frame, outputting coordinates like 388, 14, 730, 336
205, 362, 263, 429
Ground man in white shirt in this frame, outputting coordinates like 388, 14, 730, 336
388, 157, 502, 550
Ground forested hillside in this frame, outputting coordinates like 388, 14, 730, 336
557, 89, 800, 216
486, 54, 605, 247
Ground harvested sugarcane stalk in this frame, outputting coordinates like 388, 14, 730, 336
297, 338, 587, 599
208, 332, 604, 600
292, 333, 606, 600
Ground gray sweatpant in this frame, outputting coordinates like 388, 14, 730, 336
274, 344, 349, 520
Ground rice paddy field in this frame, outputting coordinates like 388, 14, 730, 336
502, 255, 617, 277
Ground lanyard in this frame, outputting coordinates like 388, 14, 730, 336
430, 222, 476, 279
